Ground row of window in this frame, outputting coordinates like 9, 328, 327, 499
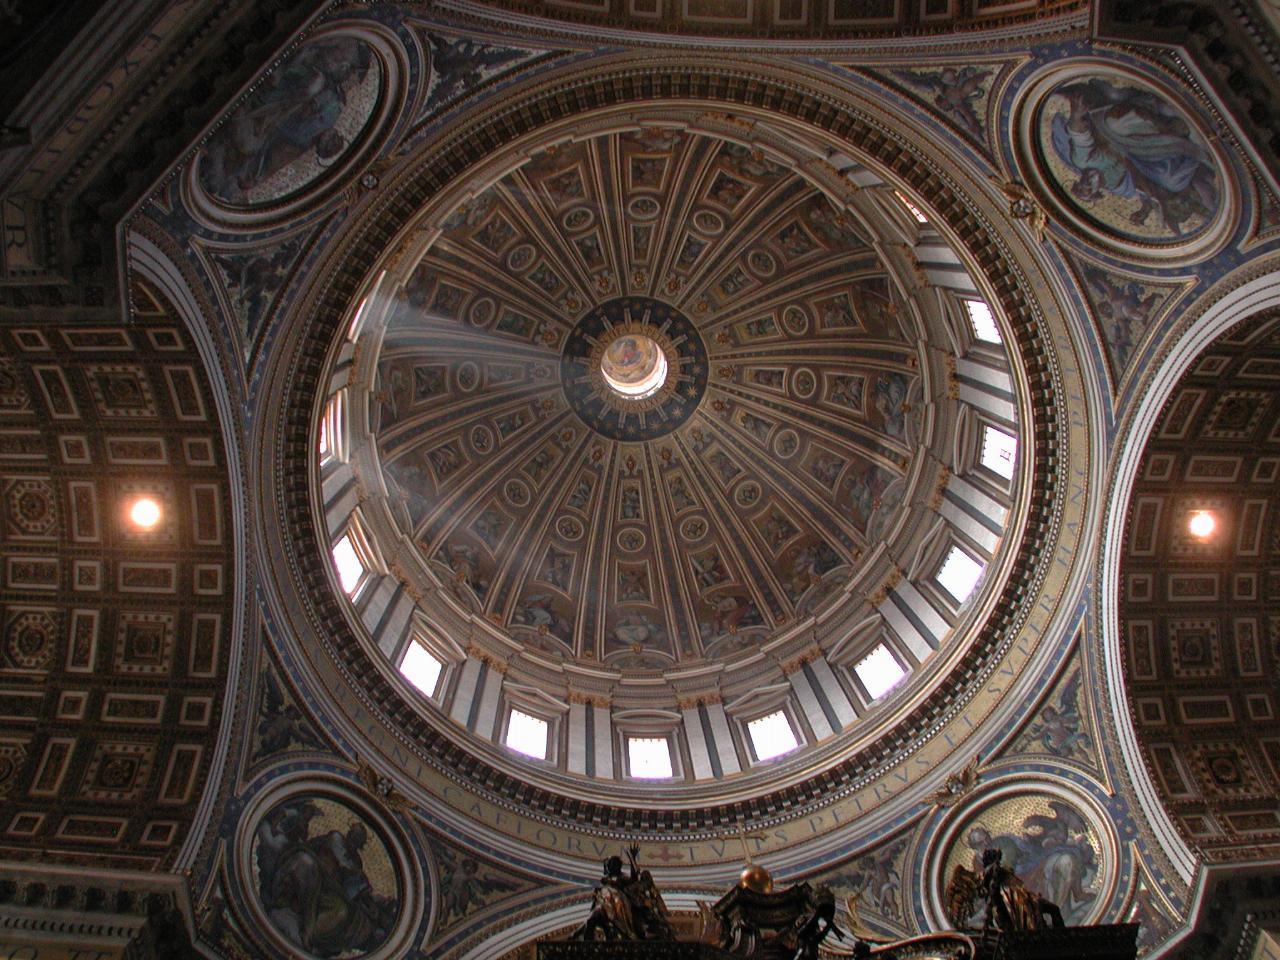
499, 708, 794, 777
384, 635, 910, 778
321, 259, 1011, 779
893, 191, 1004, 348
332, 512, 989, 642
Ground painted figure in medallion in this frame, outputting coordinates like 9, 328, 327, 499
1044, 77, 1219, 240
252, 797, 399, 957
944, 795, 1101, 928
201, 37, 377, 206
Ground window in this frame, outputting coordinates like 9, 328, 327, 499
964, 299, 1002, 344
747, 711, 799, 761
936, 546, 985, 603
505, 709, 549, 760
627, 737, 673, 779
319, 391, 344, 464
331, 533, 367, 596
894, 190, 929, 224
400, 643, 442, 698
980, 426, 1017, 480
349, 293, 372, 340
855, 644, 906, 700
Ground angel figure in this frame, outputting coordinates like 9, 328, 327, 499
924, 754, 981, 808
895, 65, 993, 138
255, 669, 326, 758
945, 847, 1064, 932
994, 179, 1048, 243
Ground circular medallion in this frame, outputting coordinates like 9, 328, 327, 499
469, 425, 493, 454
680, 516, 708, 542
556, 516, 583, 541
748, 250, 777, 277
927, 782, 1119, 932
734, 481, 762, 508
199, 36, 382, 209
563, 207, 594, 232
560, 296, 707, 440
503, 479, 531, 507
693, 209, 724, 235
791, 368, 817, 399
469, 297, 494, 326
507, 244, 536, 272
184, 24, 407, 229
249, 793, 403, 957
1015, 62, 1235, 262
628, 197, 660, 220
782, 305, 809, 335
773, 429, 800, 458
616, 528, 646, 552
456, 362, 479, 392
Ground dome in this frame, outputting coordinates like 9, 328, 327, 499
16, 1, 1280, 955
317, 107, 1029, 803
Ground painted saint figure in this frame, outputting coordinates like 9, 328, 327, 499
201, 37, 375, 205
1048, 77, 1218, 238
254, 799, 398, 957
957, 799, 1099, 926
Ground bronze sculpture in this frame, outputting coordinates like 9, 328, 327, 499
945, 847, 1065, 933
570, 845, 675, 942
709, 863, 847, 959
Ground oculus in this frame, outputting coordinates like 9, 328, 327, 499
561, 296, 707, 440
601, 334, 667, 398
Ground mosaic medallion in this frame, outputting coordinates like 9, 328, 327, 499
250, 793, 402, 958
1035, 74, 1220, 244
198, 36, 382, 209
1017, 64, 1235, 259
560, 296, 707, 440
938, 790, 1112, 928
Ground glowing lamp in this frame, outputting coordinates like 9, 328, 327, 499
1187, 510, 1215, 539
129, 497, 162, 529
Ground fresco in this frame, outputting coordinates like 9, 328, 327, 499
434, 842, 528, 931
1037, 75, 1220, 243
822, 836, 910, 931
251, 659, 328, 762
199, 36, 380, 207
251, 795, 400, 957
892, 65, 994, 140
422, 33, 538, 115
942, 793, 1104, 927
1074, 260, 1182, 381
1009, 665, 1095, 766
207, 233, 307, 352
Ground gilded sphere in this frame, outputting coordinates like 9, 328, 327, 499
739, 863, 774, 894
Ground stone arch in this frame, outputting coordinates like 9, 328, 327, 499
1102, 263, 1280, 884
